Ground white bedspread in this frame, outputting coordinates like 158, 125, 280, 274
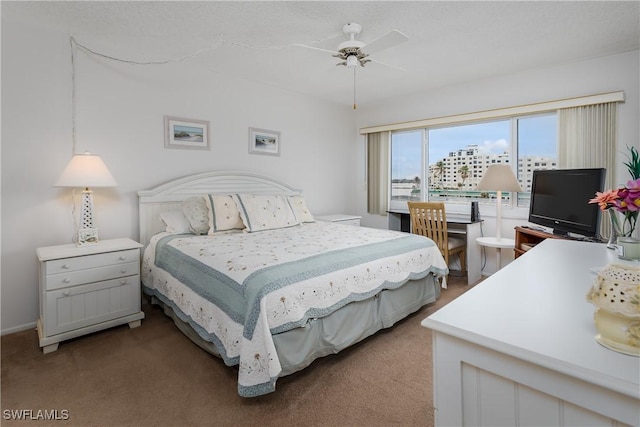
141, 222, 447, 397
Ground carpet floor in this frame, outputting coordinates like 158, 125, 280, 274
1, 276, 472, 427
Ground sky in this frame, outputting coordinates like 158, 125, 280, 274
391, 114, 557, 180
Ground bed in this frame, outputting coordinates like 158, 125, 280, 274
138, 171, 448, 397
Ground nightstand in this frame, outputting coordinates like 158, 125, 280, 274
315, 214, 362, 226
36, 238, 145, 354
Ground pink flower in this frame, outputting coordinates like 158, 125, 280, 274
589, 189, 620, 211
615, 178, 640, 212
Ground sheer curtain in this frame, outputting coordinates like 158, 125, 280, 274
558, 102, 617, 239
367, 131, 390, 215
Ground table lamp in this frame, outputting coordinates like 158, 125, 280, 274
55, 152, 117, 245
476, 164, 522, 240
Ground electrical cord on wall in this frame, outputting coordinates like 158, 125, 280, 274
70, 30, 342, 67
64, 188, 80, 245
479, 221, 487, 272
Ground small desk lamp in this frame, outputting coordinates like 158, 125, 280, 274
55, 152, 117, 245
476, 164, 522, 240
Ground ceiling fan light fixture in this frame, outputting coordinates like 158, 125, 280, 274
346, 55, 359, 69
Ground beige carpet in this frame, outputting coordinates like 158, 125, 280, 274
1, 277, 472, 427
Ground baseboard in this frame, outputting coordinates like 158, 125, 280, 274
1, 321, 37, 336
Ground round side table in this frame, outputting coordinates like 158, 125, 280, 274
477, 236, 515, 271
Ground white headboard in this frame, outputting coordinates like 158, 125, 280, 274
137, 170, 302, 246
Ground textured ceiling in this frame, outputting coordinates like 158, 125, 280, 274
4, 1, 639, 108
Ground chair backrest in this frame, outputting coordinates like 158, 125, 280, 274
407, 201, 449, 257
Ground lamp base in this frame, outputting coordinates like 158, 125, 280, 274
77, 188, 98, 246
77, 227, 99, 246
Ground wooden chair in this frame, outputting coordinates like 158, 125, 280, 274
407, 201, 466, 274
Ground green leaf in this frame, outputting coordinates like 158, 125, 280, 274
623, 145, 640, 180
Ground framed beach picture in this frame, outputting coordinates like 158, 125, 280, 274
164, 116, 210, 150
248, 127, 280, 156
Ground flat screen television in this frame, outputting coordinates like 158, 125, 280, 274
528, 168, 605, 239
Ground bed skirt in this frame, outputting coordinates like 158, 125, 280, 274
148, 274, 440, 377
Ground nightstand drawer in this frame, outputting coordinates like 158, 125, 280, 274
44, 275, 141, 336
45, 261, 139, 291
44, 249, 139, 275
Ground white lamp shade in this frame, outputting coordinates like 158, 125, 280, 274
476, 164, 522, 192
55, 153, 117, 188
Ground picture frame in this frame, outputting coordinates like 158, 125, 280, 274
164, 116, 210, 150
248, 127, 280, 156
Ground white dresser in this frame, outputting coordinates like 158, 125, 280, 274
315, 214, 361, 226
422, 239, 640, 426
37, 238, 145, 353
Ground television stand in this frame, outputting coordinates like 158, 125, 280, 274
514, 226, 566, 258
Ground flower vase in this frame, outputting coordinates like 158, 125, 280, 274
586, 264, 640, 356
607, 210, 621, 249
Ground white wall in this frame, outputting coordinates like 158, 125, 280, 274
354, 50, 640, 272
3, 18, 638, 333
1, 21, 359, 333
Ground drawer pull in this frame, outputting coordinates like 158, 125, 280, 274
119, 256, 126, 261
120, 269, 127, 274
63, 291, 71, 297
120, 280, 128, 285
62, 264, 71, 269
63, 278, 71, 284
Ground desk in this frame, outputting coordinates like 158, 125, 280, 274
388, 210, 482, 286
421, 239, 640, 426
477, 236, 515, 270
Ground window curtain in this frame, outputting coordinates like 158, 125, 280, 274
367, 131, 390, 215
558, 102, 617, 239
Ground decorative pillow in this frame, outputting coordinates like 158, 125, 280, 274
232, 193, 300, 232
288, 195, 315, 223
205, 194, 245, 234
160, 210, 192, 234
181, 196, 209, 235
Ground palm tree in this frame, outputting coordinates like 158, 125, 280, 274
458, 165, 470, 190
410, 176, 421, 200
435, 161, 445, 189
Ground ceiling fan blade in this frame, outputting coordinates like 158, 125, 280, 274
363, 30, 409, 55
291, 44, 339, 55
369, 58, 407, 72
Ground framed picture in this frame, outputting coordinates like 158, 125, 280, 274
248, 127, 280, 156
164, 116, 210, 150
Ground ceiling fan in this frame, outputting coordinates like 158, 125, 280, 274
296, 22, 409, 70
295, 23, 408, 109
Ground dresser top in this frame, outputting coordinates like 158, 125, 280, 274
37, 238, 142, 261
422, 239, 640, 399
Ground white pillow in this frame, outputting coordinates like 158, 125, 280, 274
205, 194, 245, 234
288, 195, 315, 223
181, 196, 209, 235
232, 194, 300, 232
160, 211, 191, 234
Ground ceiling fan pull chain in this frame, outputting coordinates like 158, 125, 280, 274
353, 67, 357, 110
